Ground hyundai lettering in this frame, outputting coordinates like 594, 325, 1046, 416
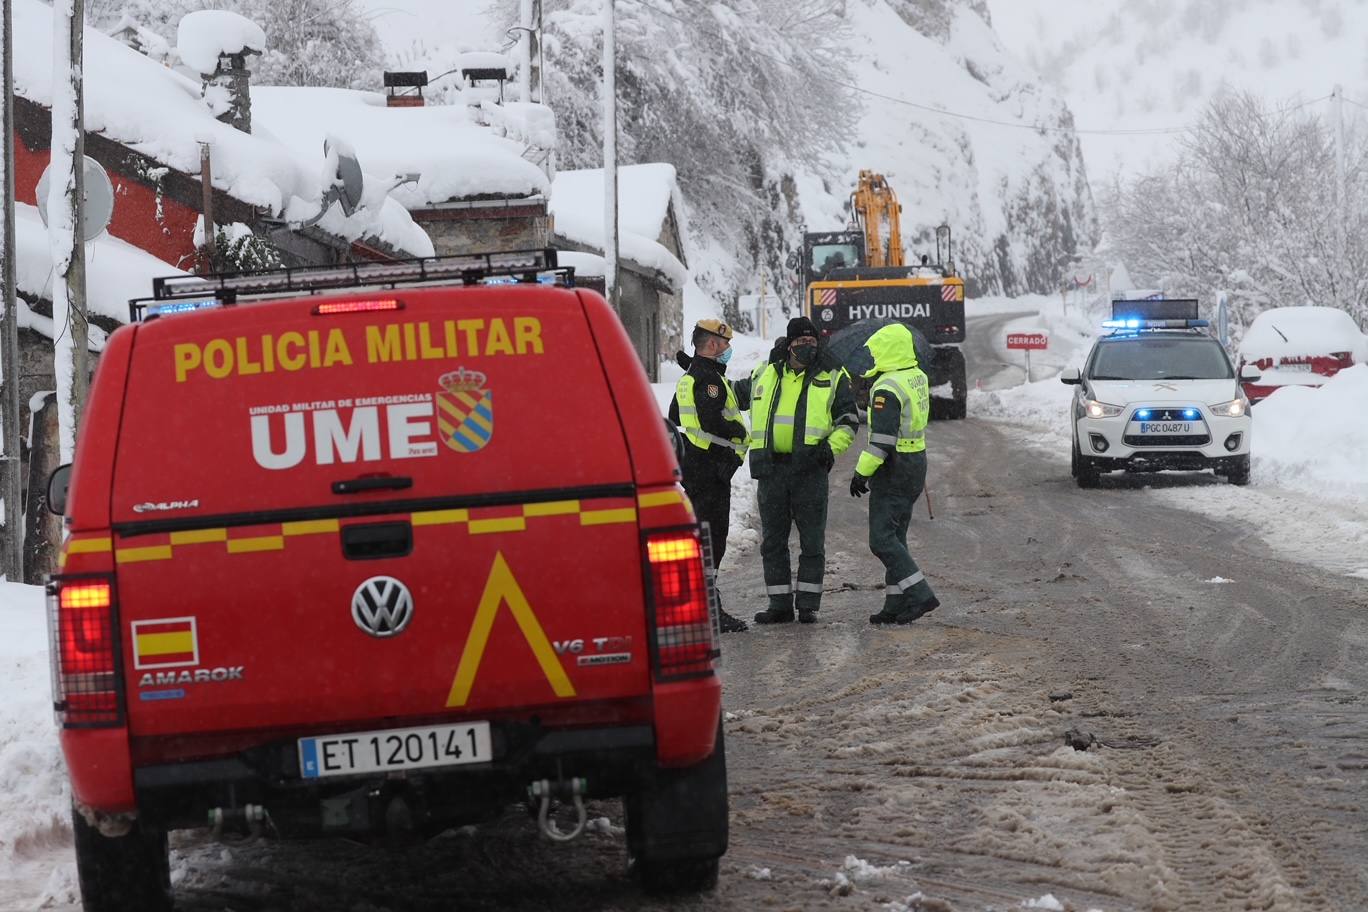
1060, 298, 1255, 488
48, 249, 729, 912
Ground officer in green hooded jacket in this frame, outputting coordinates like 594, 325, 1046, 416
848, 323, 940, 624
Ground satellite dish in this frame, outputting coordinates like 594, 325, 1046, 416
323, 137, 364, 217
36, 156, 116, 241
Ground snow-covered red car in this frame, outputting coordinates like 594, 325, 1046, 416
1237, 306, 1368, 404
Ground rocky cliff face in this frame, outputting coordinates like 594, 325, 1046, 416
523, 0, 1098, 306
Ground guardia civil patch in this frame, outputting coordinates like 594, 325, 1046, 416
706, 384, 720, 398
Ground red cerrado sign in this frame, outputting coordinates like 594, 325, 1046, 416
1006, 332, 1049, 351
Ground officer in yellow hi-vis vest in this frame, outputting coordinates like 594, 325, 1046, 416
848, 324, 939, 624
741, 317, 857, 625
668, 319, 750, 633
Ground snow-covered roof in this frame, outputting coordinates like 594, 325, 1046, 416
176, 10, 265, 75
252, 87, 551, 209
1239, 306, 1368, 361
12, 0, 430, 258
13, 203, 195, 343
549, 164, 686, 290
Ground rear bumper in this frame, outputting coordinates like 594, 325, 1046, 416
135, 722, 667, 835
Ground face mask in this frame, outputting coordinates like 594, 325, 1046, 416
791, 343, 817, 365
717, 347, 733, 365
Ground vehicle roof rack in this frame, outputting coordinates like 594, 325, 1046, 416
128, 248, 571, 322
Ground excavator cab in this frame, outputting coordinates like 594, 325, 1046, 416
800, 230, 865, 285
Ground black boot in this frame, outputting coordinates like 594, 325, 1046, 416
868, 595, 903, 625
719, 609, 749, 633
797, 608, 819, 624
893, 596, 940, 624
754, 606, 794, 624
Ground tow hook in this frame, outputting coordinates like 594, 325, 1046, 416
528, 777, 588, 843
208, 803, 270, 839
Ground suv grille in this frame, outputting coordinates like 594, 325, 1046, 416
1123, 433, 1211, 447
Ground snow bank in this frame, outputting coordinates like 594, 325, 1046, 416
0, 582, 72, 905
549, 165, 687, 290
175, 10, 266, 75
252, 86, 550, 208
1250, 364, 1368, 502
1238, 306, 1368, 363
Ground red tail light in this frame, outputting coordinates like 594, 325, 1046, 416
645, 530, 715, 678
48, 577, 122, 727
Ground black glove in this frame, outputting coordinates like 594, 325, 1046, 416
849, 473, 869, 498
816, 440, 835, 471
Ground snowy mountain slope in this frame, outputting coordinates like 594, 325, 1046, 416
359, 0, 1097, 306
987, 0, 1368, 178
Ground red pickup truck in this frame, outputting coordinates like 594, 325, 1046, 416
48, 251, 728, 911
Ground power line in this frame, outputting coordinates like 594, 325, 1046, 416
630, 0, 1190, 136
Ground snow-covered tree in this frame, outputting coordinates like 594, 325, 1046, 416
89, 0, 385, 90
1104, 90, 1368, 333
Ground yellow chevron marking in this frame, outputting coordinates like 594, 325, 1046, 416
446, 552, 575, 707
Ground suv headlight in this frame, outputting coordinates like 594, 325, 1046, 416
1210, 397, 1248, 418
1084, 399, 1124, 419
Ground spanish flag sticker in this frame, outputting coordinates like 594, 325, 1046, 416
131, 617, 199, 670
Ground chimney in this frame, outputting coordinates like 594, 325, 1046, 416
384, 71, 428, 108
206, 51, 256, 133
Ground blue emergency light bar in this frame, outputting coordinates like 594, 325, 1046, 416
144, 298, 222, 318
1103, 318, 1209, 330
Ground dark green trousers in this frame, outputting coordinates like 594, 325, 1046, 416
758, 457, 830, 611
868, 450, 936, 611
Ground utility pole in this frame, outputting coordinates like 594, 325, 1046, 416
1332, 84, 1346, 311
49, 0, 87, 463
1, 0, 23, 581
518, 0, 533, 103
602, 0, 619, 315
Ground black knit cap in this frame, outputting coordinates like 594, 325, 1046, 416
786, 316, 819, 340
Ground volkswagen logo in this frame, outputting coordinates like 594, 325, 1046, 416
351, 576, 414, 638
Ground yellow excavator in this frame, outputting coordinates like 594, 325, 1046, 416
797, 170, 967, 419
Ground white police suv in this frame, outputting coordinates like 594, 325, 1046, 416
1061, 299, 1258, 488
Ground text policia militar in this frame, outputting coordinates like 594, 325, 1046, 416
172, 317, 546, 382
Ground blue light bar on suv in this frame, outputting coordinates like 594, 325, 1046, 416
1103, 317, 1209, 330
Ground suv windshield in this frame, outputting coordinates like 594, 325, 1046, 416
1088, 335, 1233, 381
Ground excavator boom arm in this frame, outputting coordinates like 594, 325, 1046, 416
852, 170, 903, 267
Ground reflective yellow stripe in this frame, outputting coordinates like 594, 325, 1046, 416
226, 536, 285, 553
579, 507, 637, 526
115, 545, 174, 564
67, 538, 112, 554
469, 516, 527, 535
136, 631, 194, 655
638, 490, 684, 509
282, 519, 339, 537
523, 500, 580, 517
169, 528, 227, 545
411, 509, 470, 526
